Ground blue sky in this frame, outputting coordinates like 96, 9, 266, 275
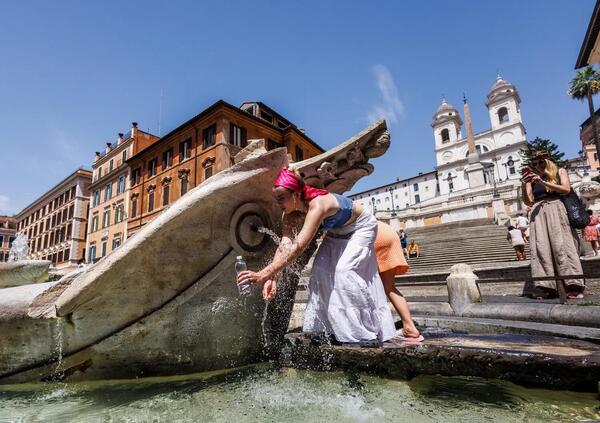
0, 0, 596, 214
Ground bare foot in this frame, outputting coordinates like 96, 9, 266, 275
402, 326, 421, 339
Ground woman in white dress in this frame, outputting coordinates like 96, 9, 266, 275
237, 167, 396, 345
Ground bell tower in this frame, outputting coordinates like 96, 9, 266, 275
432, 99, 463, 151
486, 74, 522, 135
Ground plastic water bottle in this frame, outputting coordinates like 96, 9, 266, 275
235, 256, 251, 296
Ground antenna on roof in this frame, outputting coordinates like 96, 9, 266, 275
158, 88, 164, 136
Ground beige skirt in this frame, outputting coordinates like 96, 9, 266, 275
529, 198, 584, 290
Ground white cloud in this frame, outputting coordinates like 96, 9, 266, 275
0, 195, 10, 215
367, 64, 405, 125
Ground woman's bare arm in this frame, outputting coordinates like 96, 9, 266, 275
260, 203, 324, 279
522, 179, 534, 206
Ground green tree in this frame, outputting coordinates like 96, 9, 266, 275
568, 66, 600, 162
520, 137, 568, 169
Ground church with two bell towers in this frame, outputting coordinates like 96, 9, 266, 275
350, 76, 528, 228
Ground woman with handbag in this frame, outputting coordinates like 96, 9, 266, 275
521, 150, 584, 299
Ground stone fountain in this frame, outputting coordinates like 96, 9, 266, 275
0, 120, 391, 384
0, 234, 51, 288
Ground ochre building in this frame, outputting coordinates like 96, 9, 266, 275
0, 216, 17, 262
86, 123, 158, 262
15, 168, 92, 270
126, 100, 324, 235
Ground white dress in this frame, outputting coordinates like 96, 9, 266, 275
303, 210, 397, 343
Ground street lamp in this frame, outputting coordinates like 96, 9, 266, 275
387, 187, 397, 217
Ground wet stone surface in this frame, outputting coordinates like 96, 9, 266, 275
281, 330, 600, 392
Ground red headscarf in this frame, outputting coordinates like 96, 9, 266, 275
273, 167, 328, 201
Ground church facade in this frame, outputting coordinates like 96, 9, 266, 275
350, 76, 527, 228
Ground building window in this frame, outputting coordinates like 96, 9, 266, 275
230, 125, 247, 148
131, 197, 138, 218
180, 178, 188, 196
267, 139, 281, 150
122, 150, 127, 164
89, 245, 96, 262
148, 191, 155, 212
203, 125, 216, 148
93, 190, 100, 206
101, 240, 107, 257
507, 156, 516, 175
98, 167, 102, 179
102, 210, 110, 228
148, 158, 157, 177
260, 110, 273, 123
117, 175, 126, 194
91, 214, 98, 232
162, 184, 170, 206
131, 168, 141, 185
104, 183, 112, 201
441, 128, 450, 143
415, 194, 421, 203
204, 166, 213, 180
109, 159, 114, 172
413, 183, 419, 192
162, 148, 173, 169
68, 204, 74, 219
115, 203, 124, 223
498, 107, 509, 124
180, 138, 192, 160
295, 146, 304, 161
112, 235, 121, 250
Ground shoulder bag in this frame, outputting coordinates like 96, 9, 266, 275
561, 189, 590, 229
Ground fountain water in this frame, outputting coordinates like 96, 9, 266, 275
8, 234, 28, 262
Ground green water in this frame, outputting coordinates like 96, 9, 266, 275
0, 366, 598, 422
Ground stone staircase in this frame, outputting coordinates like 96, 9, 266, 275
403, 218, 530, 275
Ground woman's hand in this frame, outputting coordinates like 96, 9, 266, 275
237, 270, 270, 287
530, 174, 543, 184
263, 279, 277, 301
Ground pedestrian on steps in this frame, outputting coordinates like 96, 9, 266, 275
399, 229, 408, 258
516, 213, 529, 242
507, 225, 526, 261
583, 209, 600, 256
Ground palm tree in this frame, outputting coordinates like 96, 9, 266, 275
569, 66, 600, 162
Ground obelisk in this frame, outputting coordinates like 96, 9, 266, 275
463, 95, 486, 187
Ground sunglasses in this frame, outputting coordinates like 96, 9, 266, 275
533, 159, 546, 165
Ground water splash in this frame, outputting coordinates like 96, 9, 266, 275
257, 226, 280, 245
8, 234, 28, 262
261, 300, 270, 348
54, 318, 64, 376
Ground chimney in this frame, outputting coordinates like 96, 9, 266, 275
131, 121, 138, 138
95, 151, 101, 160
117, 133, 124, 145
105, 142, 112, 154
298, 128, 306, 134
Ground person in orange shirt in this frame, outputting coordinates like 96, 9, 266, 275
374, 222, 423, 341
407, 240, 420, 258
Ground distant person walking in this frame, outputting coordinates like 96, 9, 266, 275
507, 226, 526, 261
407, 240, 420, 259
516, 213, 529, 242
583, 209, 600, 256
399, 229, 408, 258
521, 150, 584, 300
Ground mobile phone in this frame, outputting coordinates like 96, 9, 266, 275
521, 166, 532, 175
